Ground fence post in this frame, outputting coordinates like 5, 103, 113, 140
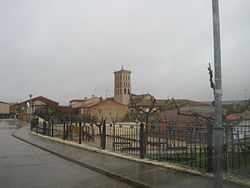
30, 119, 33, 131
83, 123, 85, 140
79, 121, 82, 144
63, 122, 66, 140
51, 121, 54, 137
207, 124, 213, 172
36, 123, 38, 133
101, 122, 106, 149
139, 123, 145, 159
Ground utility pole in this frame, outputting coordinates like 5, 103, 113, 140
29, 94, 33, 122
212, 0, 224, 187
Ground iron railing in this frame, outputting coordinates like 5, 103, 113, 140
31, 121, 250, 177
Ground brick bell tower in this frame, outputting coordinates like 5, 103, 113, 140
114, 67, 131, 105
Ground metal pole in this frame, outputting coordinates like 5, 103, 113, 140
79, 122, 82, 144
51, 120, 54, 137
29, 94, 33, 122
63, 122, 66, 140
212, 0, 224, 187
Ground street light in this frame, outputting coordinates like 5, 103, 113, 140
29, 94, 33, 121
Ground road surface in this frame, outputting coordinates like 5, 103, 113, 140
0, 119, 131, 188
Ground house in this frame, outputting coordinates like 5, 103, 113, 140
71, 97, 100, 109
72, 97, 128, 122
10, 96, 59, 121
0, 101, 10, 119
58, 106, 78, 121
227, 111, 250, 140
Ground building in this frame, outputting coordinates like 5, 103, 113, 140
226, 111, 250, 140
0, 101, 10, 118
72, 97, 128, 122
114, 67, 131, 105
10, 96, 59, 121
70, 97, 100, 109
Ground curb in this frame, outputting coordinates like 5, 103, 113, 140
29, 131, 208, 176
12, 132, 151, 188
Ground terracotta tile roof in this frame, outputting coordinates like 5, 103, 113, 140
129, 97, 208, 108
150, 110, 195, 124
83, 100, 103, 108
242, 111, 250, 120
17, 96, 59, 107
82, 99, 128, 108
227, 114, 241, 121
69, 99, 87, 103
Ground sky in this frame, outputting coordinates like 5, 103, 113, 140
0, 0, 249, 105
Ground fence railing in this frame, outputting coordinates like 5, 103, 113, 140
31, 121, 250, 177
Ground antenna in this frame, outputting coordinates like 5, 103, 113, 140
243, 89, 248, 100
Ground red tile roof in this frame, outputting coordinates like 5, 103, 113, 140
82, 99, 128, 108
17, 96, 59, 107
227, 114, 241, 121
69, 99, 87, 103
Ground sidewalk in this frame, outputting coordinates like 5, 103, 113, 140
13, 125, 248, 188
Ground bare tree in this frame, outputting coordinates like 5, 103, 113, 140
128, 92, 171, 124
208, 63, 250, 124
170, 64, 250, 127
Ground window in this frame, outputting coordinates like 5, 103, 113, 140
124, 88, 126, 94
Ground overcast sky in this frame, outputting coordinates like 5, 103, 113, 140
0, 0, 249, 105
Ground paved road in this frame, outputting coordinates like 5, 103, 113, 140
0, 119, 131, 188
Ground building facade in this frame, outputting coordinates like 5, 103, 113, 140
0, 101, 10, 118
72, 97, 128, 122
114, 68, 131, 105
10, 96, 59, 121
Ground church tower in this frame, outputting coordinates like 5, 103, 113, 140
114, 67, 131, 105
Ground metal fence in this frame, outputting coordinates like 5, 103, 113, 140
31, 121, 250, 177
225, 125, 250, 177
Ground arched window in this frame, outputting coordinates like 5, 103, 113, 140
124, 88, 126, 94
